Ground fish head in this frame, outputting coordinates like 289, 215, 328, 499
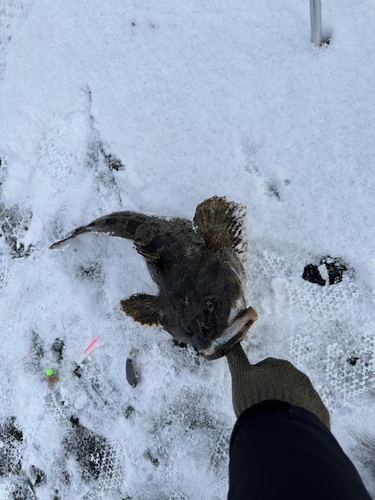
161, 260, 257, 357
181, 292, 229, 350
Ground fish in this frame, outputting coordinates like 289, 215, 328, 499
50, 196, 258, 360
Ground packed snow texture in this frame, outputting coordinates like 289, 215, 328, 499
1, 0, 375, 498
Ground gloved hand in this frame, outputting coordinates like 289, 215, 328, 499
226, 342, 331, 428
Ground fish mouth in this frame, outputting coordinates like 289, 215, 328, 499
200, 306, 258, 360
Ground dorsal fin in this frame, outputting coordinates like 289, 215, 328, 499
193, 196, 247, 256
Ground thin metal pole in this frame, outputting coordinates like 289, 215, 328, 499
310, 0, 322, 46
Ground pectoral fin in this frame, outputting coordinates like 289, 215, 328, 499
193, 196, 247, 256
120, 294, 159, 326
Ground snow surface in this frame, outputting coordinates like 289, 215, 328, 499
1, 0, 375, 497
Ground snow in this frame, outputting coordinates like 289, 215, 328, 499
1, 0, 375, 497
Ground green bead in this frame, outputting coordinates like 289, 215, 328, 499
45, 368, 54, 377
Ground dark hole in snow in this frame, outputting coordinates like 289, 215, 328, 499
302, 264, 326, 286
70, 415, 80, 428
99, 143, 125, 171
347, 356, 359, 366
64, 417, 117, 482
29, 465, 47, 487
30, 331, 45, 362
4, 417, 23, 442
0, 417, 23, 476
78, 264, 101, 279
124, 405, 135, 419
322, 256, 347, 285
172, 339, 200, 358
172, 338, 188, 349
0, 203, 33, 258
10, 480, 36, 500
51, 337, 65, 363
145, 450, 159, 467
302, 256, 348, 286
73, 364, 82, 378
268, 184, 281, 200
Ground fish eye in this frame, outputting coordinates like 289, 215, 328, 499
202, 296, 216, 315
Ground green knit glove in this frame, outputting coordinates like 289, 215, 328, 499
226, 342, 331, 429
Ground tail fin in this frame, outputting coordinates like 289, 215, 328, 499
49, 212, 149, 249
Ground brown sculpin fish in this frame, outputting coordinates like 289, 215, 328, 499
50, 196, 258, 360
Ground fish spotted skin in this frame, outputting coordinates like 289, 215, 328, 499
50, 196, 257, 358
